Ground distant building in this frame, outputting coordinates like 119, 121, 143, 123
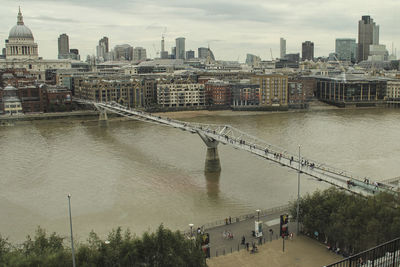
114, 44, 133, 61
133, 47, 147, 61
252, 74, 288, 108
58, 33, 69, 59
246, 54, 261, 66
231, 81, 259, 107
358, 15, 379, 62
302, 41, 314, 61
280, 38, 286, 59
335, 38, 357, 62
96, 37, 109, 62
386, 80, 400, 100
186, 50, 195, 60
175, 37, 185, 60
368, 44, 388, 61
171, 47, 176, 59
69, 49, 80, 60
284, 53, 300, 62
198, 47, 215, 61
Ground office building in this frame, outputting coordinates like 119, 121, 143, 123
114, 44, 133, 61
186, 50, 195, 59
133, 47, 147, 61
245, 54, 261, 66
335, 38, 357, 62
302, 41, 314, 61
175, 37, 185, 59
280, 38, 286, 59
198, 47, 215, 61
96, 36, 109, 61
58, 34, 69, 59
157, 83, 205, 107
358, 15, 379, 62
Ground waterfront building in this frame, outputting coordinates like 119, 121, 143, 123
302, 41, 314, 61
315, 75, 386, 107
1, 85, 23, 115
358, 15, 379, 62
175, 37, 185, 60
231, 81, 259, 107
386, 80, 400, 100
280, 38, 286, 59
205, 79, 231, 106
287, 81, 306, 108
252, 74, 288, 108
77, 76, 156, 108
157, 83, 205, 108
335, 38, 357, 62
133, 47, 147, 62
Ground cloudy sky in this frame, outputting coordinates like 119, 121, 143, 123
1, 0, 398, 61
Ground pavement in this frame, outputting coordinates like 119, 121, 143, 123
205, 209, 294, 258
206, 235, 343, 267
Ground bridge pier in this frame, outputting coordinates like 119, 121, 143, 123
98, 109, 108, 127
198, 132, 221, 172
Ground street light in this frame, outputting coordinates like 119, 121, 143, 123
256, 209, 261, 222
189, 223, 194, 238
296, 145, 301, 236
67, 194, 76, 267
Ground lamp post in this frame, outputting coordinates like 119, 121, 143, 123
296, 145, 301, 236
256, 209, 261, 222
189, 223, 194, 238
67, 194, 76, 267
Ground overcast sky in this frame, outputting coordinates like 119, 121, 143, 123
1, 0, 399, 61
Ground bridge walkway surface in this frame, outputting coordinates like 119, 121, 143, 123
75, 100, 399, 197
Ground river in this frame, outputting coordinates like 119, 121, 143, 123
0, 108, 399, 242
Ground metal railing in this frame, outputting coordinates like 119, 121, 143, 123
201, 204, 290, 230
325, 237, 400, 267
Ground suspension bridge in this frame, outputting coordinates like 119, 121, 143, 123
76, 99, 398, 197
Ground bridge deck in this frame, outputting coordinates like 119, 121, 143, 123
78, 100, 398, 197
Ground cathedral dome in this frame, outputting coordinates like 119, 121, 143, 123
9, 24, 33, 39
8, 7, 34, 39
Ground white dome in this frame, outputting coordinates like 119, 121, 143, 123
9, 24, 33, 39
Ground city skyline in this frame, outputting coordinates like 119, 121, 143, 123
0, 0, 398, 61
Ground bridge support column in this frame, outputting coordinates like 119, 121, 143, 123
98, 109, 108, 127
198, 132, 221, 172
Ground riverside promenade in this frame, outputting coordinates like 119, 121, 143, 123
200, 205, 292, 258
200, 205, 343, 266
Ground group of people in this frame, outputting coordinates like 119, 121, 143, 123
222, 230, 234, 239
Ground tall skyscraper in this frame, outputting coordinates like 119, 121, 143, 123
58, 33, 69, 59
175, 37, 185, 60
335, 38, 357, 62
280, 38, 286, 59
302, 41, 314, 61
99, 37, 109, 53
358, 15, 379, 62
96, 36, 109, 61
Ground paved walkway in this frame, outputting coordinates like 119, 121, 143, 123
207, 235, 343, 267
205, 209, 293, 258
